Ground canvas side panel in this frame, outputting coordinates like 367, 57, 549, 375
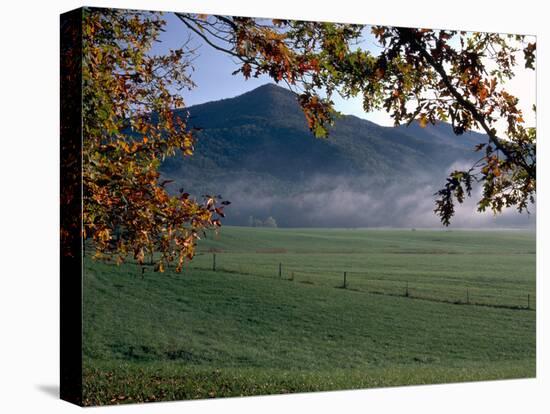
60, 7, 83, 406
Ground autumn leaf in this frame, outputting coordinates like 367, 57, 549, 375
419, 114, 428, 128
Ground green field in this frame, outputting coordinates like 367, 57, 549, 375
83, 227, 536, 405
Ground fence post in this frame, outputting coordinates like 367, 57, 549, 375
528, 294, 530, 309
466, 289, 470, 304
343, 271, 347, 288
212, 253, 216, 272
279, 262, 282, 278
405, 282, 409, 297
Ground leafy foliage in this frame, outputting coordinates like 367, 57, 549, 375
81, 8, 226, 271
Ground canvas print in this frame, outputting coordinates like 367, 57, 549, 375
60, 6, 536, 406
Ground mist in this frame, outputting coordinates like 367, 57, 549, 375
199, 168, 536, 229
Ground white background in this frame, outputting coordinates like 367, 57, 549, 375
0, 0, 547, 412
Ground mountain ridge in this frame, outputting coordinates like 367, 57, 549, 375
159, 84, 533, 228
163, 83, 484, 185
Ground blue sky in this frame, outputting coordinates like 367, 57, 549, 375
152, 13, 536, 130
152, 13, 394, 125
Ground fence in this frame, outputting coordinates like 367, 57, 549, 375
176, 252, 536, 312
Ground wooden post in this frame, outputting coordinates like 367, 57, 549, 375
528, 294, 530, 309
279, 262, 282, 278
405, 282, 409, 297
212, 253, 216, 272
343, 271, 347, 288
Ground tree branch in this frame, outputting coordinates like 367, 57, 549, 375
401, 29, 535, 180
175, 13, 245, 61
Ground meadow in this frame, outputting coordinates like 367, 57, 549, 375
82, 227, 536, 405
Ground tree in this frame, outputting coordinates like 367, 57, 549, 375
264, 217, 278, 228
175, 14, 536, 225
80, 8, 228, 272
73, 9, 536, 272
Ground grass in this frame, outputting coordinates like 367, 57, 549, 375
82, 227, 536, 405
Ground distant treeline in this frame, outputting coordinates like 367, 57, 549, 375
247, 216, 278, 228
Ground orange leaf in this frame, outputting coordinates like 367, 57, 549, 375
419, 114, 428, 128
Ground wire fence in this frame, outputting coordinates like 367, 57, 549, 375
174, 252, 536, 312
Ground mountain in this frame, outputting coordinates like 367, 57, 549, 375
160, 84, 532, 228
163, 84, 484, 182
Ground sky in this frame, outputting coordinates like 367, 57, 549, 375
152, 12, 536, 132
149, 13, 536, 228
151, 13, 396, 126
